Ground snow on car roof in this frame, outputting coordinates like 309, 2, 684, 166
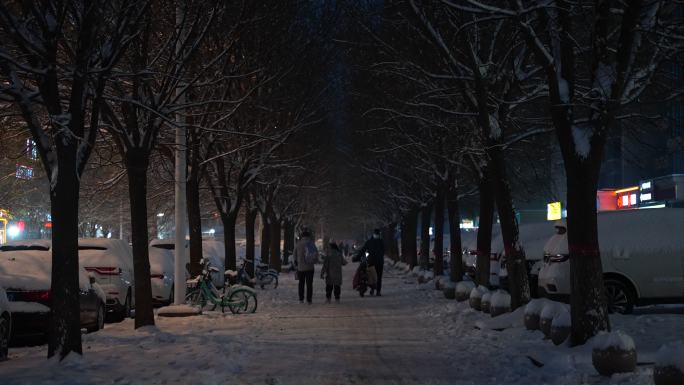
0, 249, 91, 291
78, 238, 133, 270
148, 247, 174, 275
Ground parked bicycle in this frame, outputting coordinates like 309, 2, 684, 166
185, 258, 257, 314
237, 259, 278, 289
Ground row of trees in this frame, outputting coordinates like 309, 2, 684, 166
345, 0, 683, 346
0, 0, 336, 360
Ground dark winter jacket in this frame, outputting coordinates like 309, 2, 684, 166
321, 249, 347, 286
360, 236, 384, 267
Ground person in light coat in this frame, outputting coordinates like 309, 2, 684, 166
294, 231, 317, 304
321, 242, 347, 303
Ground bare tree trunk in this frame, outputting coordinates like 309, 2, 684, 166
402, 209, 419, 267
433, 187, 445, 276
125, 152, 154, 328
382, 223, 399, 261
447, 184, 463, 282
222, 213, 237, 271
259, 213, 270, 265
491, 147, 529, 309
245, 207, 258, 276
48, 149, 82, 359
567, 159, 611, 345
419, 203, 432, 270
476, 168, 494, 287
282, 219, 295, 265
269, 218, 282, 271
186, 170, 203, 277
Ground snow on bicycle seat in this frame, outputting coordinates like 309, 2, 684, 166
224, 270, 238, 278
208, 266, 220, 272
256, 262, 269, 269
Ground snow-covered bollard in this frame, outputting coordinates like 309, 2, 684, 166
489, 290, 511, 317
442, 280, 456, 300
540, 302, 564, 338
469, 285, 487, 311
591, 331, 637, 376
654, 342, 684, 385
481, 291, 492, 314
434, 275, 447, 290
550, 308, 571, 346
456, 281, 475, 302
524, 298, 547, 331
411, 266, 422, 277
417, 270, 433, 284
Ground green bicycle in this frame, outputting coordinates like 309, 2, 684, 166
185, 259, 257, 314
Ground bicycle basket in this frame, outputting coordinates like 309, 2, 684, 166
186, 277, 201, 289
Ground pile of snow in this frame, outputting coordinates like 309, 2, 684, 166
481, 291, 492, 304
474, 307, 525, 330
442, 280, 456, 289
490, 290, 510, 308
540, 301, 566, 320
456, 281, 475, 295
524, 298, 548, 316
656, 342, 684, 370
410, 266, 422, 276
157, 304, 202, 317
592, 331, 636, 351
469, 285, 488, 299
552, 308, 571, 327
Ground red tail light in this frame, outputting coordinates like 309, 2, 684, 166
549, 254, 570, 263
150, 274, 164, 279
13, 290, 51, 302
85, 266, 121, 275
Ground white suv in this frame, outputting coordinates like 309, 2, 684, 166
0, 287, 10, 361
538, 209, 684, 313
79, 238, 135, 320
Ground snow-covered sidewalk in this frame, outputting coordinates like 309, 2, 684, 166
1, 262, 683, 384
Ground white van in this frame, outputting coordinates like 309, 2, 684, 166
538, 208, 684, 313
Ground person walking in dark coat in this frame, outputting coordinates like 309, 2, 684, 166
359, 228, 385, 296
321, 242, 347, 303
294, 231, 318, 304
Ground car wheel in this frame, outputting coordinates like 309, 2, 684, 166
604, 279, 635, 314
0, 315, 9, 361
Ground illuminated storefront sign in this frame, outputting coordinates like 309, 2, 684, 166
547, 202, 562, 220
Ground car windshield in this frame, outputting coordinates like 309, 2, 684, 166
0, 245, 50, 252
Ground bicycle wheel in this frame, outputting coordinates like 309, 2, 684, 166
185, 289, 206, 308
228, 289, 258, 314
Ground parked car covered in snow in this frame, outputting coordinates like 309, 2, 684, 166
0, 286, 11, 361
498, 221, 557, 297
148, 246, 174, 305
150, 239, 224, 288
538, 208, 684, 314
0, 242, 106, 340
78, 238, 135, 321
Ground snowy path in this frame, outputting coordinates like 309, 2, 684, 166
1, 261, 683, 385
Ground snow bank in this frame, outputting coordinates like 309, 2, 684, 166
524, 298, 548, 315
469, 285, 488, 299
456, 281, 475, 295
656, 342, 684, 370
552, 308, 571, 327
474, 306, 525, 330
592, 331, 636, 351
540, 301, 566, 319
157, 304, 201, 317
490, 290, 510, 308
